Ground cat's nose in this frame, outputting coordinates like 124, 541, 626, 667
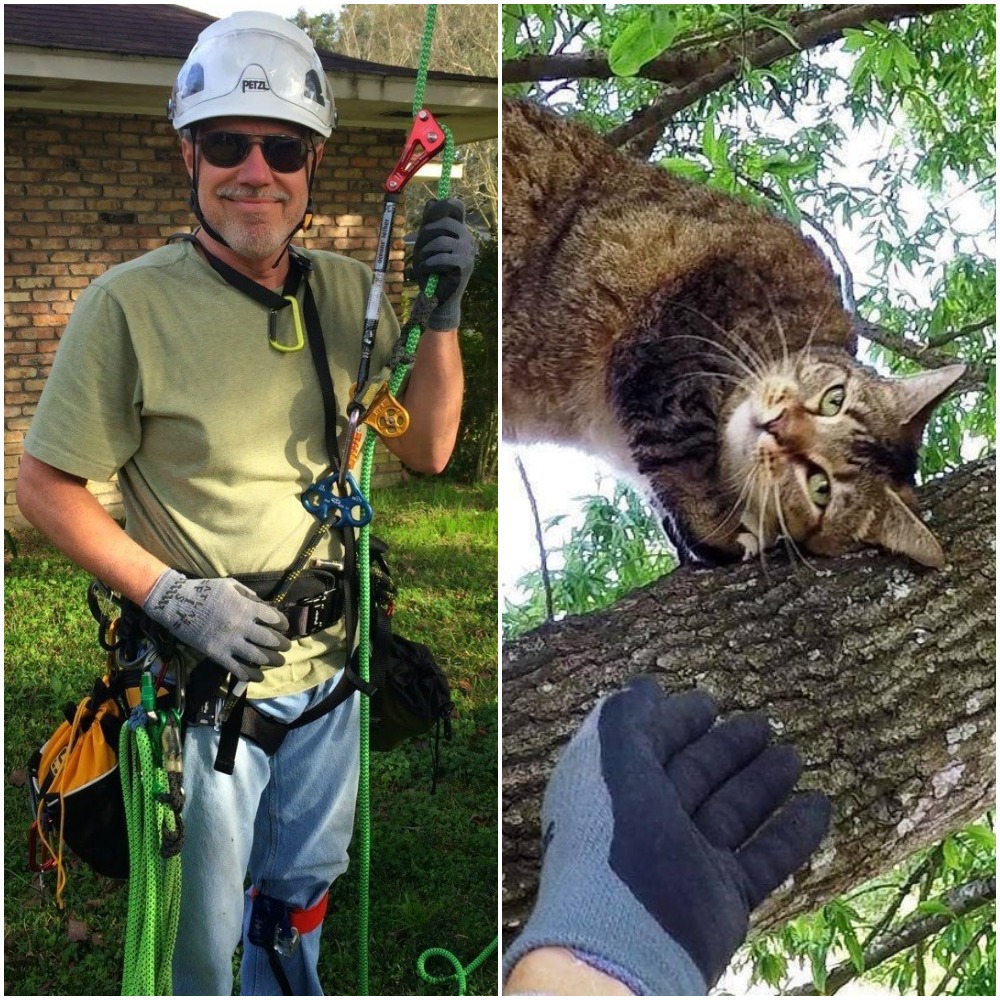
761, 411, 787, 440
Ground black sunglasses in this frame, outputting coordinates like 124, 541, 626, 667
199, 131, 312, 173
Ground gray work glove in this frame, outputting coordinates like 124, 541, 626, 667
412, 197, 475, 330
143, 569, 291, 684
502, 677, 831, 996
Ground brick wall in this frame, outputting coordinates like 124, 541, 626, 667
4, 109, 409, 532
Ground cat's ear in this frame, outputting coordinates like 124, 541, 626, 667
863, 486, 946, 568
891, 364, 966, 444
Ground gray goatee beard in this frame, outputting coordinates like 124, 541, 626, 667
209, 186, 296, 263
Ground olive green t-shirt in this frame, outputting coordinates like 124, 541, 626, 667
25, 239, 399, 698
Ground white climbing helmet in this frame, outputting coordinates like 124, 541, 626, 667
168, 11, 336, 137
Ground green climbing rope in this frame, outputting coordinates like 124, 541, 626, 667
120, 679, 182, 997
353, 4, 496, 996
417, 937, 500, 996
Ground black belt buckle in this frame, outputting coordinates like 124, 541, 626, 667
287, 584, 343, 639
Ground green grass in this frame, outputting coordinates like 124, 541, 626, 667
3, 477, 498, 996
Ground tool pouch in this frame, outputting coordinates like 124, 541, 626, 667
361, 538, 454, 752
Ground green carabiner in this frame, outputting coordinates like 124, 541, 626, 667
269, 295, 305, 353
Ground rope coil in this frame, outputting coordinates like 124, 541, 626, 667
120, 705, 182, 996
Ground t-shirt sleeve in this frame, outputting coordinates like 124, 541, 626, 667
24, 281, 142, 482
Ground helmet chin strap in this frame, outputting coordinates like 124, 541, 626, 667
188, 124, 319, 271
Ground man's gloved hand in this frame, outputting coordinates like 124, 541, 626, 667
412, 198, 475, 331
143, 569, 292, 684
502, 677, 832, 996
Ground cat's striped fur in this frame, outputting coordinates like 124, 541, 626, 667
502, 100, 963, 567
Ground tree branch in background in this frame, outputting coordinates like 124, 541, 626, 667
857, 320, 991, 390
738, 173, 860, 315
514, 454, 554, 622
601, 5, 962, 148
858, 846, 942, 953
926, 315, 996, 350
504, 5, 957, 86
786, 877, 996, 995
932, 920, 994, 996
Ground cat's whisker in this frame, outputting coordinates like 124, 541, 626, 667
756, 475, 772, 580
801, 298, 837, 366
658, 331, 766, 386
698, 464, 759, 547
676, 370, 746, 388
767, 295, 792, 374
770, 482, 821, 575
666, 302, 773, 382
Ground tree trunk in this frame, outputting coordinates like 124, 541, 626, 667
502, 455, 995, 940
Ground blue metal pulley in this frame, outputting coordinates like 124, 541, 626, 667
301, 471, 373, 527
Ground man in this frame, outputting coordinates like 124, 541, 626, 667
16, 12, 473, 996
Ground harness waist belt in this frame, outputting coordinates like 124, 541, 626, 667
235, 568, 344, 639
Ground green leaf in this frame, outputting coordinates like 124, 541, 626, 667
659, 157, 710, 182
962, 823, 997, 852
607, 10, 679, 77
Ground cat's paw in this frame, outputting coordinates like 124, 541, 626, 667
737, 531, 761, 560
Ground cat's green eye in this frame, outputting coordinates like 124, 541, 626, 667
807, 470, 832, 507
819, 385, 846, 416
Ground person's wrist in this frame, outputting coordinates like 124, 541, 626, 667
142, 566, 184, 612
428, 303, 459, 331
504, 947, 635, 996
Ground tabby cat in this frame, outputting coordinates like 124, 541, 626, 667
502, 100, 964, 568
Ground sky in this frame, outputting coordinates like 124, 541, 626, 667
181, 1, 335, 19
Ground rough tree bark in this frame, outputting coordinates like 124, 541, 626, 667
502, 454, 995, 941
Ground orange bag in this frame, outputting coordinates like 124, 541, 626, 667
29, 675, 131, 891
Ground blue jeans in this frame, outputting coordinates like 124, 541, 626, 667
172, 684, 360, 996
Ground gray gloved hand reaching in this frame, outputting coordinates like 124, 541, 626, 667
143, 570, 291, 684
502, 676, 832, 996
412, 197, 475, 331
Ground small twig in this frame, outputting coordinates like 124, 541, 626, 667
553, 15, 593, 57
514, 454, 554, 622
859, 846, 941, 952
931, 922, 993, 995
926, 315, 995, 349
856, 320, 991, 392
541, 81, 571, 104
785, 877, 996, 996
738, 173, 859, 315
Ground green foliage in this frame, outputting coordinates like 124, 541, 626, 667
740, 818, 996, 995
295, 3, 499, 231
503, 480, 675, 638
607, 8, 679, 77
3, 480, 497, 996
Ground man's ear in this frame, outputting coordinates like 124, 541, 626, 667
181, 136, 196, 180
861, 486, 946, 569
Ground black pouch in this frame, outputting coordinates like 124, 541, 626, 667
361, 539, 454, 752
28, 673, 135, 880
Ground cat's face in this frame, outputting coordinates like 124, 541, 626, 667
719, 355, 965, 568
